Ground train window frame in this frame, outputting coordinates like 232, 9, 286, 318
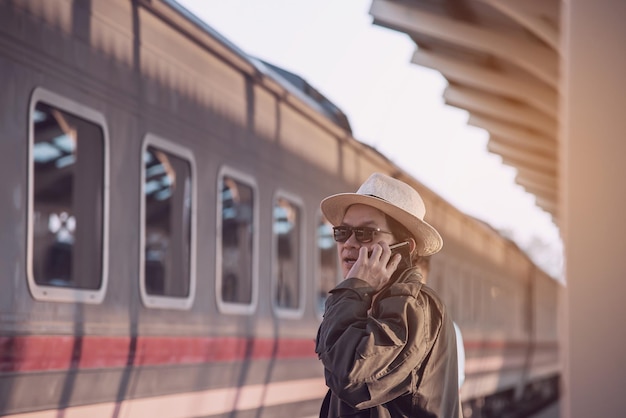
26, 87, 110, 304
271, 190, 306, 319
315, 211, 341, 320
215, 166, 259, 315
139, 133, 197, 310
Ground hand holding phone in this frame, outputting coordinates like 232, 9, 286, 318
357, 241, 411, 292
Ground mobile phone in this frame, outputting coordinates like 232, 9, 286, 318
385, 241, 412, 289
389, 241, 410, 254
368, 241, 410, 258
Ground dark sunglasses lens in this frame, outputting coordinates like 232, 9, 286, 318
333, 227, 351, 242
354, 228, 374, 243
333, 226, 376, 243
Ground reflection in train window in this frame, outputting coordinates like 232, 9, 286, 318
272, 193, 303, 316
27, 88, 109, 303
316, 214, 340, 316
140, 135, 196, 310
217, 169, 257, 313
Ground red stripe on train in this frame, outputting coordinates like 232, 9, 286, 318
0, 335, 317, 373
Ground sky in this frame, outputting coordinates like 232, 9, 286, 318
176, 0, 563, 278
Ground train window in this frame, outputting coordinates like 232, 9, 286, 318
470, 273, 483, 325
216, 167, 258, 314
486, 278, 502, 331
446, 262, 461, 320
272, 192, 304, 318
27, 88, 109, 303
140, 134, 196, 310
316, 214, 340, 317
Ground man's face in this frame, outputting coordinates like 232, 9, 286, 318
336, 204, 395, 278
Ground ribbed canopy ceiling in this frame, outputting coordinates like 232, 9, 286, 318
370, 0, 560, 220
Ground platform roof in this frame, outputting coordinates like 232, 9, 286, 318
369, 0, 560, 221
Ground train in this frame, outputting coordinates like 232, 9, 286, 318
0, 0, 561, 417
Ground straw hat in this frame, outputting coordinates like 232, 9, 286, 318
320, 173, 443, 256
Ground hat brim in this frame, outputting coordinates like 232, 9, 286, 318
321, 193, 443, 256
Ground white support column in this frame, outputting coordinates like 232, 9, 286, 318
561, 1, 626, 417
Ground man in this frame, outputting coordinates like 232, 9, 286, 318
316, 172, 462, 417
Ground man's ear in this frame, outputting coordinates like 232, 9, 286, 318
408, 238, 417, 255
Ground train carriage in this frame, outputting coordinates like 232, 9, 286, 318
0, 0, 561, 417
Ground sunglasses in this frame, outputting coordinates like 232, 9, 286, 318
332, 225, 393, 243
